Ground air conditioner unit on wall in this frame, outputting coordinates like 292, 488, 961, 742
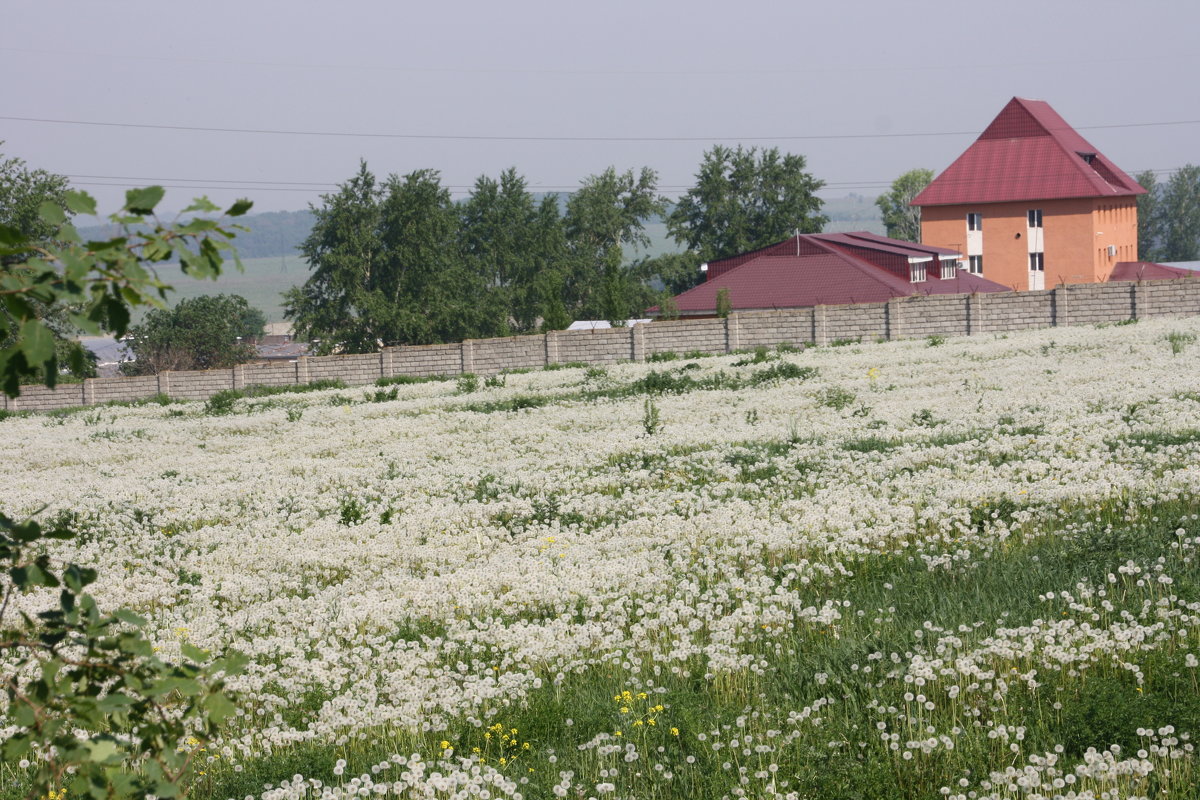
1107, 245, 1117, 257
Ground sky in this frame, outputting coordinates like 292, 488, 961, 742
4, 0, 1198, 216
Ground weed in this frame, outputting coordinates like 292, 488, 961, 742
829, 337, 860, 347
376, 374, 448, 387
744, 408, 759, 425
456, 373, 480, 393
910, 408, 940, 427
647, 351, 679, 363
204, 389, 243, 416
285, 407, 303, 422
1166, 330, 1196, 355
484, 374, 507, 389
733, 346, 773, 366
642, 398, 662, 435
543, 361, 587, 371
926, 334, 947, 347
338, 496, 365, 526
369, 387, 399, 403
815, 385, 856, 410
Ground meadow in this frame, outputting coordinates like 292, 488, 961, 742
3, 319, 1200, 800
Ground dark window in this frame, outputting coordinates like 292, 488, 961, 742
968, 255, 983, 274
1029, 252, 1044, 272
967, 213, 983, 232
1027, 209, 1043, 228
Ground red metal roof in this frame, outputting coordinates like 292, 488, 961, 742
1109, 261, 1200, 281
665, 233, 1010, 314
912, 98, 1146, 207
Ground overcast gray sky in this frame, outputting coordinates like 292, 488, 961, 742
4, 0, 1198, 215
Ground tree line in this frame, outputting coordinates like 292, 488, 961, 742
284, 146, 828, 353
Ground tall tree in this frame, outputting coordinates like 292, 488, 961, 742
564, 167, 665, 322
459, 168, 564, 334
1134, 170, 1161, 261
667, 145, 827, 266
1158, 164, 1200, 262
0, 146, 95, 380
284, 161, 383, 353
286, 164, 469, 352
121, 294, 263, 375
876, 168, 934, 243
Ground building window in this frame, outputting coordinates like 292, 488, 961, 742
968, 255, 983, 274
967, 213, 983, 231
910, 262, 927, 283
1029, 252, 1044, 271
940, 259, 959, 279
1027, 209, 1043, 227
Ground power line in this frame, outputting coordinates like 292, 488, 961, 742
65, 165, 1191, 197
6, 114, 1200, 143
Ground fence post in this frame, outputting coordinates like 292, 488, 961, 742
544, 331, 558, 366
1053, 285, 1068, 327
232, 364, 245, 390
381, 348, 392, 379
885, 299, 902, 341
83, 378, 96, 406
157, 371, 171, 398
1133, 282, 1148, 320
461, 340, 474, 373
296, 356, 309, 385
725, 313, 740, 353
966, 293, 983, 335
631, 323, 646, 362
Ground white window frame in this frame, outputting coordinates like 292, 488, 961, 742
967, 213, 983, 232
940, 258, 959, 279
908, 258, 929, 283
1027, 209, 1043, 228
968, 255, 983, 275
1029, 252, 1044, 272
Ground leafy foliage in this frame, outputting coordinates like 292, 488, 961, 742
875, 168, 933, 242
0, 187, 249, 396
1, 183, 249, 799
121, 294, 265, 375
666, 145, 827, 264
1135, 165, 1200, 261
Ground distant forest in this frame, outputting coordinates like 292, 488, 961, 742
77, 199, 884, 261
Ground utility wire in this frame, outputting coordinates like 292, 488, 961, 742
5, 114, 1200, 143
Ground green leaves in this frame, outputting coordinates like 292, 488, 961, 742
64, 190, 98, 216
124, 186, 165, 215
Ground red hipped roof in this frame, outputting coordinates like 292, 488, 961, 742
912, 98, 1146, 207
663, 232, 1010, 315
1109, 261, 1200, 281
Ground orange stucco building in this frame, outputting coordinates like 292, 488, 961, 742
913, 98, 1145, 291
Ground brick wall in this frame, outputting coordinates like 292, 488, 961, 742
7, 278, 1200, 413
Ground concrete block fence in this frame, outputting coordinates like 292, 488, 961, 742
6, 278, 1200, 413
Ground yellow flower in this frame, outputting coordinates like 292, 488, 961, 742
670, 727, 680, 736
440, 740, 451, 750
614, 731, 622, 737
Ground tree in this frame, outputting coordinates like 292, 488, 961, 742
459, 168, 564, 334
1134, 170, 1161, 261
667, 145, 827, 267
121, 294, 264, 375
0, 145, 95, 381
287, 164, 479, 352
1158, 165, 1200, 262
1, 186, 248, 799
564, 166, 665, 322
876, 168, 934, 243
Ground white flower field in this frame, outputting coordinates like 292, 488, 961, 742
5, 318, 1200, 800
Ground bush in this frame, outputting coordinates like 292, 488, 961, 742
204, 388, 243, 415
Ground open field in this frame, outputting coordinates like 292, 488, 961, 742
4, 319, 1200, 799
142, 255, 309, 324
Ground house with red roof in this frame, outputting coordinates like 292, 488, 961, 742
659, 231, 1010, 318
913, 97, 1149, 291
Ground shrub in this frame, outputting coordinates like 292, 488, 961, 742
204, 388, 244, 415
